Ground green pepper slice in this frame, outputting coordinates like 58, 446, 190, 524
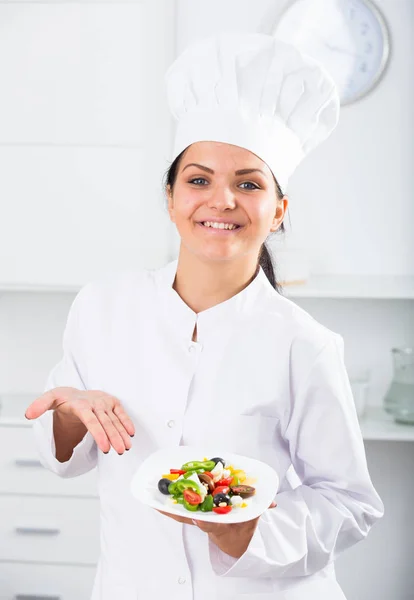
183, 499, 199, 512
181, 460, 216, 472
199, 494, 214, 512
174, 480, 201, 495
183, 469, 206, 478
168, 481, 178, 495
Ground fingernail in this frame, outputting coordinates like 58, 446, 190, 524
103, 451, 109, 454
130, 434, 135, 438
125, 448, 130, 451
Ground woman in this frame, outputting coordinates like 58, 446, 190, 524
26, 33, 383, 599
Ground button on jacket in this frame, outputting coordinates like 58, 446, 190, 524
33, 260, 384, 599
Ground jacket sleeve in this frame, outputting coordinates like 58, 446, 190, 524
209, 333, 384, 578
32, 285, 97, 478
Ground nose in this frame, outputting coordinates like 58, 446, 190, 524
207, 187, 236, 211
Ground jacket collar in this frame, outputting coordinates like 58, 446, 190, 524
156, 259, 276, 343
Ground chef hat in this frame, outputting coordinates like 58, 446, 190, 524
165, 32, 340, 191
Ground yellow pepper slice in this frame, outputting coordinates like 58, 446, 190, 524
232, 469, 247, 483
162, 473, 180, 481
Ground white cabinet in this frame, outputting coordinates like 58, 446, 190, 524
0, 421, 100, 599
0, 0, 176, 289
0, 425, 97, 496
0, 563, 96, 600
0, 495, 99, 565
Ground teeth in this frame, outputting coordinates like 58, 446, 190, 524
202, 221, 239, 230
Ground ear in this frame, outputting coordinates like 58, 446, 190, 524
270, 195, 288, 232
166, 185, 175, 223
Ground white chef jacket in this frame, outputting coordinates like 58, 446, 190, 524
33, 259, 384, 600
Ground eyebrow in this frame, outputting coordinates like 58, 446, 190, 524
182, 163, 267, 177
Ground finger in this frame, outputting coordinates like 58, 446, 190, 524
113, 404, 135, 437
25, 389, 62, 420
194, 520, 228, 534
25, 386, 80, 420
106, 410, 132, 451
93, 409, 127, 454
76, 407, 111, 453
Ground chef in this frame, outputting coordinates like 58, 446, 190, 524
26, 33, 384, 599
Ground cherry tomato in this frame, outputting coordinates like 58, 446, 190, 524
183, 489, 202, 505
203, 472, 213, 479
213, 505, 232, 514
212, 485, 230, 497
170, 469, 186, 475
216, 477, 233, 487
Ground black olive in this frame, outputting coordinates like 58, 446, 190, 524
209, 456, 226, 467
158, 478, 173, 495
213, 493, 231, 507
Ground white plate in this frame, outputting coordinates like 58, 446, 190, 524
130, 446, 279, 524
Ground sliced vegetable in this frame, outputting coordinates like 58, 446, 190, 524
183, 499, 199, 512
230, 485, 256, 498
213, 505, 232, 514
230, 475, 240, 486
162, 473, 180, 481
181, 460, 216, 472
232, 469, 247, 483
215, 477, 233, 487
198, 473, 215, 493
170, 469, 186, 475
200, 494, 214, 512
183, 469, 205, 478
168, 481, 178, 495
183, 489, 202, 505
174, 480, 201, 495
212, 485, 230, 497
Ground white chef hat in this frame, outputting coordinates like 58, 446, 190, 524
165, 32, 340, 191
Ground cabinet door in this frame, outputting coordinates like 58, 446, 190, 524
0, 425, 98, 497
0, 496, 99, 565
0, 1, 175, 288
0, 562, 96, 600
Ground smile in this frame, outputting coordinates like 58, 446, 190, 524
198, 221, 241, 232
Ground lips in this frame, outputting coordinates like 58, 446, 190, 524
198, 218, 243, 229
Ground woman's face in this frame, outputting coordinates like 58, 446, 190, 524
167, 141, 287, 263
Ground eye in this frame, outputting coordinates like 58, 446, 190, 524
239, 181, 260, 190
189, 178, 209, 186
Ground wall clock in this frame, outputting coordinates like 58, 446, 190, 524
273, 0, 391, 104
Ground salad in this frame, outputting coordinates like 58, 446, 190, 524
157, 456, 256, 514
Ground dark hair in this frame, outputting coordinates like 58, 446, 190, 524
164, 150, 285, 293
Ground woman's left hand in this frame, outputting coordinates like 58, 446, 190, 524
157, 500, 277, 559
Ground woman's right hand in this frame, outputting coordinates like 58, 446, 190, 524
25, 386, 135, 454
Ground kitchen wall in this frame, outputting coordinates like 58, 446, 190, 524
0, 1, 413, 599
174, 1, 414, 598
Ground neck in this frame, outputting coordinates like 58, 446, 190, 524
173, 247, 260, 314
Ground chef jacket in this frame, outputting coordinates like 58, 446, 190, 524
33, 259, 384, 600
